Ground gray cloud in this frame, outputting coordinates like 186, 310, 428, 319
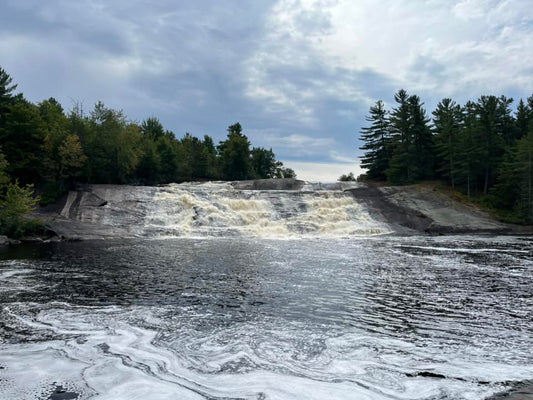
0, 0, 531, 176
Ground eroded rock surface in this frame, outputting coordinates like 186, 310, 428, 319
485, 381, 533, 399
34, 181, 527, 240
347, 185, 522, 234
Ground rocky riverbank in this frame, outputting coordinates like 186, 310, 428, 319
27, 180, 531, 241
347, 184, 530, 235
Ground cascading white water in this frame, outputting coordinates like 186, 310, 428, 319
143, 182, 389, 238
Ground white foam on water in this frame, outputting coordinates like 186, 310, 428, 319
1, 304, 514, 400
143, 182, 390, 238
2, 236, 531, 399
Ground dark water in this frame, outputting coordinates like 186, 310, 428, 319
0, 236, 532, 399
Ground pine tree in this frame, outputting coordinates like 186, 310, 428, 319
359, 100, 390, 180
0, 67, 18, 113
218, 123, 252, 180
141, 117, 165, 141
433, 98, 462, 189
387, 89, 412, 184
476, 95, 511, 194
455, 101, 482, 197
514, 131, 533, 222
408, 94, 434, 180
515, 99, 531, 141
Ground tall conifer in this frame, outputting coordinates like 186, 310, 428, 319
359, 100, 390, 180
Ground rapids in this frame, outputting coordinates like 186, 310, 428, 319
57, 182, 390, 239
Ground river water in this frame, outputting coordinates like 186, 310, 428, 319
1, 235, 532, 399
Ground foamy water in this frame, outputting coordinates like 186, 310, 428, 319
61, 182, 391, 239
1, 236, 532, 399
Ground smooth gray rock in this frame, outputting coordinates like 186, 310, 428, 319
231, 178, 305, 190
348, 185, 516, 235
34, 181, 528, 240
485, 381, 533, 399
0, 235, 8, 246
20, 236, 44, 243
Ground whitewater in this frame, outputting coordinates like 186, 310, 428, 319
1, 182, 532, 399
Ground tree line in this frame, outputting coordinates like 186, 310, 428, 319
359, 89, 533, 223
0, 67, 295, 197
0, 66, 295, 236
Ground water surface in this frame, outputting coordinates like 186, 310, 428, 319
1, 236, 532, 399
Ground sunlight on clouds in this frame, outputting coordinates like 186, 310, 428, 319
453, 0, 493, 20
2, 0, 531, 169
247, 0, 533, 104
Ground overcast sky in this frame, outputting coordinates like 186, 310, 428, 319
1, 0, 532, 180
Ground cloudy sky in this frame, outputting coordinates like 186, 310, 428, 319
1, 0, 532, 180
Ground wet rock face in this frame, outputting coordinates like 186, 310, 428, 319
348, 185, 513, 235
35, 180, 521, 240
48, 385, 79, 400
231, 178, 305, 190
485, 381, 533, 399
36, 181, 390, 240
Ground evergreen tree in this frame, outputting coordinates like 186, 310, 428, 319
338, 172, 356, 181
0, 98, 44, 184
455, 102, 482, 197
408, 94, 434, 180
274, 166, 296, 178
0, 67, 18, 114
251, 147, 277, 179
359, 100, 390, 180
515, 131, 533, 222
387, 89, 413, 184
38, 98, 74, 201
433, 98, 462, 189
493, 130, 533, 223
135, 138, 161, 185
85, 102, 143, 183
141, 117, 165, 140
202, 135, 219, 179
476, 95, 510, 194
0, 149, 42, 238
218, 123, 252, 180
156, 135, 179, 183
515, 99, 531, 141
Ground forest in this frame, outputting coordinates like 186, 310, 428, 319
0, 67, 295, 237
359, 89, 533, 224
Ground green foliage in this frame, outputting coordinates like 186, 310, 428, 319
218, 123, 253, 180
359, 89, 533, 223
0, 151, 9, 187
386, 90, 433, 184
0, 66, 18, 116
476, 95, 511, 194
338, 172, 356, 181
433, 98, 462, 189
0, 150, 42, 238
251, 147, 277, 179
0, 65, 291, 209
275, 166, 296, 179
0, 67, 17, 101
141, 117, 165, 141
0, 98, 45, 184
492, 130, 533, 223
359, 100, 390, 180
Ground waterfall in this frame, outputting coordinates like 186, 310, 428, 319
142, 182, 389, 238
57, 181, 390, 238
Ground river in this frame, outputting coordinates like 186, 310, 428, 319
1, 235, 532, 399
